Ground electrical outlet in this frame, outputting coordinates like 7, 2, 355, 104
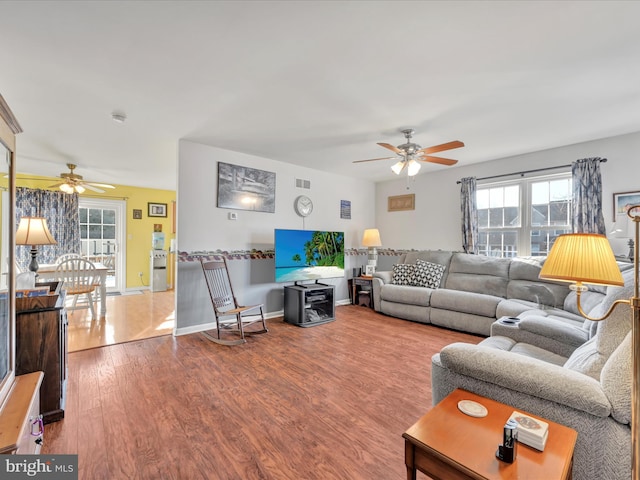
138, 271, 143, 277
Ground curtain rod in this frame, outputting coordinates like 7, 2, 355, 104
456, 158, 607, 184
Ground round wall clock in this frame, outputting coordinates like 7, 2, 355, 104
294, 195, 313, 217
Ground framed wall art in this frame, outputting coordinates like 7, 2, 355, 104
388, 194, 415, 212
148, 202, 168, 218
340, 200, 351, 219
217, 161, 276, 213
613, 191, 640, 220
132, 209, 142, 219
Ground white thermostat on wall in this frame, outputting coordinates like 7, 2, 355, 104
294, 195, 313, 217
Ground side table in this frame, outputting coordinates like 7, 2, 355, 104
352, 276, 373, 308
403, 388, 577, 480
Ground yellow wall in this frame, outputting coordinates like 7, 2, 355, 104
15, 174, 176, 290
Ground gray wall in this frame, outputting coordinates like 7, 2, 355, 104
375, 131, 640, 256
175, 131, 640, 335
175, 140, 375, 334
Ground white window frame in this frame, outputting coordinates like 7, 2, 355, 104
78, 198, 126, 292
477, 172, 572, 257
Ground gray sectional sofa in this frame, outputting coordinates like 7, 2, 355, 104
372, 250, 579, 336
431, 278, 635, 480
372, 250, 634, 479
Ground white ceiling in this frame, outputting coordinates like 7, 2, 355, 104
2, 1, 640, 191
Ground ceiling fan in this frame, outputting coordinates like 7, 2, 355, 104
48, 163, 116, 194
354, 129, 464, 176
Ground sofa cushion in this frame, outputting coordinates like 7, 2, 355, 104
480, 336, 568, 366
563, 290, 605, 317
601, 331, 632, 424
507, 257, 569, 308
402, 250, 454, 285
563, 283, 633, 379
445, 253, 510, 297
380, 284, 432, 307
414, 259, 446, 288
391, 263, 415, 286
430, 289, 501, 317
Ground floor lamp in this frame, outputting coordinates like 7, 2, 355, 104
15, 216, 57, 273
539, 205, 639, 479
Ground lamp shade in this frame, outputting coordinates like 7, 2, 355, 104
362, 228, 382, 247
539, 233, 623, 286
407, 159, 421, 176
391, 161, 405, 175
15, 217, 57, 246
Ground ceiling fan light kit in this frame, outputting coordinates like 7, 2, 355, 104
407, 158, 421, 176
355, 128, 464, 177
48, 163, 116, 194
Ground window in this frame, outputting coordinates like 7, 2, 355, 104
477, 174, 572, 257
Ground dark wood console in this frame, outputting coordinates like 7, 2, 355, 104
15, 297, 67, 424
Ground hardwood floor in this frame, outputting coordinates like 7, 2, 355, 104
67, 290, 175, 352
44, 305, 482, 479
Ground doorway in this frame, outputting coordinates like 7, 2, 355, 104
78, 198, 126, 293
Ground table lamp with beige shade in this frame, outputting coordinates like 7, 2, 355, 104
539, 205, 639, 479
362, 228, 382, 274
15, 217, 57, 273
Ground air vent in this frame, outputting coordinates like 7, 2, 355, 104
295, 178, 311, 189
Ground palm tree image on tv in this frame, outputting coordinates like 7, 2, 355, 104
275, 230, 345, 282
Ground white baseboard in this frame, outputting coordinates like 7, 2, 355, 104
173, 310, 284, 336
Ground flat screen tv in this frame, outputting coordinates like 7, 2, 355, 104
274, 229, 345, 283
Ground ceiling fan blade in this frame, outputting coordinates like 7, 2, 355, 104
377, 142, 402, 154
82, 184, 106, 193
47, 182, 65, 188
418, 140, 464, 155
353, 156, 396, 164
85, 182, 115, 189
419, 155, 459, 166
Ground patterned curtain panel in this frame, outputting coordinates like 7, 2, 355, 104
16, 187, 80, 270
571, 157, 606, 234
460, 176, 479, 254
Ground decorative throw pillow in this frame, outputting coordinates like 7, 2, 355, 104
414, 259, 446, 289
391, 264, 415, 286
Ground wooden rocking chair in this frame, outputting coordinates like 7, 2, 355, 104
200, 257, 268, 345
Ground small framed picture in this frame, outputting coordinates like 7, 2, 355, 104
148, 202, 167, 218
132, 209, 142, 219
388, 193, 415, 212
365, 265, 376, 276
613, 191, 640, 220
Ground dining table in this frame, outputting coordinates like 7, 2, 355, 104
37, 262, 109, 316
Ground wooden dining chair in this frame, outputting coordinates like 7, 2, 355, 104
56, 257, 98, 318
200, 257, 268, 345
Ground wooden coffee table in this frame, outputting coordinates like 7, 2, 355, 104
403, 389, 577, 480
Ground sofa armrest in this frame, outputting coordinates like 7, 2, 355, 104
435, 343, 611, 417
371, 272, 391, 312
373, 271, 392, 284
491, 317, 589, 357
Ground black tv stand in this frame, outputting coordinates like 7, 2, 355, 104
293, 280, 329, 288
283, 284, 335, 327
